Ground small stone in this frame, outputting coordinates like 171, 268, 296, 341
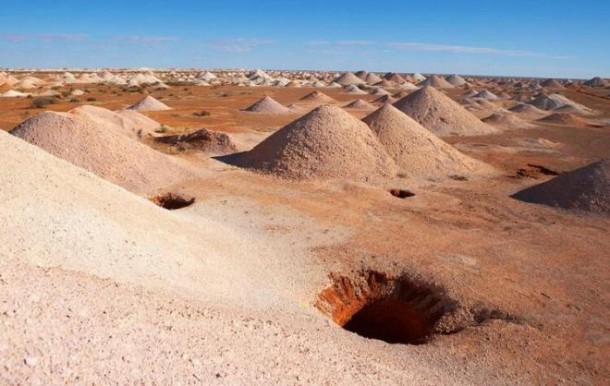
24, 356, 38, 367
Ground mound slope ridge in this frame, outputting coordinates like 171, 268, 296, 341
512, 159, 610, 215
244, 96, 291, 114
231, 105, 397, 181
363, 104, 493, 178
70, 105, 160, 140
394, 86, 498, 136
10, 111, 195, 194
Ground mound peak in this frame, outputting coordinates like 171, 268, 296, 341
393, 86, 498, 136
10, 111, 194, 194
244, 95, 291, 114
512, 159, 610, 215
418, 75, 454, 89
363, 104, 493, 179
334, 72, 366, 86
127, 95, 172, 111
231, 105, 397, 181
300, 91, 336, 103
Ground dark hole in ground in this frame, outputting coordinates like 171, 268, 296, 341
150, 193, 195, 210
317, 271, 456, 345
514, 164, 560, 179
389, 189, 415, 199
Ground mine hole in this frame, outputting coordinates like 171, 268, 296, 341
389, 189, 415, 199
150, 193, 195, 210
317, 271, 455, 345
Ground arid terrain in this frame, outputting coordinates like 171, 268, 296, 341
0, 69, 609, 384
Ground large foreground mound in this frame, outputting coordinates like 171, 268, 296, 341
512, 159, 610, 215
231, 105, 397, 181
127, 95, 172, 111
394, 86, 497, 136
10, 112, 194, 194
244, 96, 291, 114
363, 104, 493, 179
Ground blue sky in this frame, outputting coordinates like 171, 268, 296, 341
1, 0, 608, 78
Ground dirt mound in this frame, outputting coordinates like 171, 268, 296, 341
374, 79, 399, 88
512, 159, 610, 215
540, 79, 566, 90
362, 104, 493, 178
334, 72, 366, 86
244, 96, 291, 114
583, 77, 609, 87
344, 99, 375, 109
300, 91, 336, 103
384, 73, 406, 84
155, 128, 237, 154
537, 112, 590, 126
394, 86, 498, 136
474, 90, 499, 100
530, 93, 589, 111
418, 75, 454, 89
10, 111, 195, 194
365, 72, 383, 84
373, 94, 398, 104
482, 112, 536, 129
70, 105, 160, 140
127, 95, 172, 111
230, 105, 397, 181
344, 84, 367, 95
446, 74, 467, 86
509, 103, 547, 116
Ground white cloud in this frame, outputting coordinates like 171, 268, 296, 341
386, 42, 568, 58
115, 36, 178, 45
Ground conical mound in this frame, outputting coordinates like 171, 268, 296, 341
10, 111, 194, 194
232, 105, 397, 181
300, 91, 336, 103
373, 94, 398, 104
365, 72, 383, 84
394, 86, 498, 136
446, 74, 467, 86
482, 111, 535, 129
418, 75, 454, 89
127, 95, 172, 111
0, 128, 280, 309
540, 79, 566, 90
509, 103, 547, 116
584, 77, 609, 87
362, 104, 492, 178
537, 112, 590, 126
334, 72, 366, 86
244, 96, 291, 114
512, 159, 610, 215
344, 99, 375, 109
70, 105, 160, 140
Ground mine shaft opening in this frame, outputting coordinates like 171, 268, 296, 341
150, 193, 195, 210
389, 189, 415, 199
343, 297, 433, 344
317, 271, 455, 345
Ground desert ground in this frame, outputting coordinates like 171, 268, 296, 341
0, 69, 609, 384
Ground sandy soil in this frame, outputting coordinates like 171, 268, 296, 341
1, 78, 609, 384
